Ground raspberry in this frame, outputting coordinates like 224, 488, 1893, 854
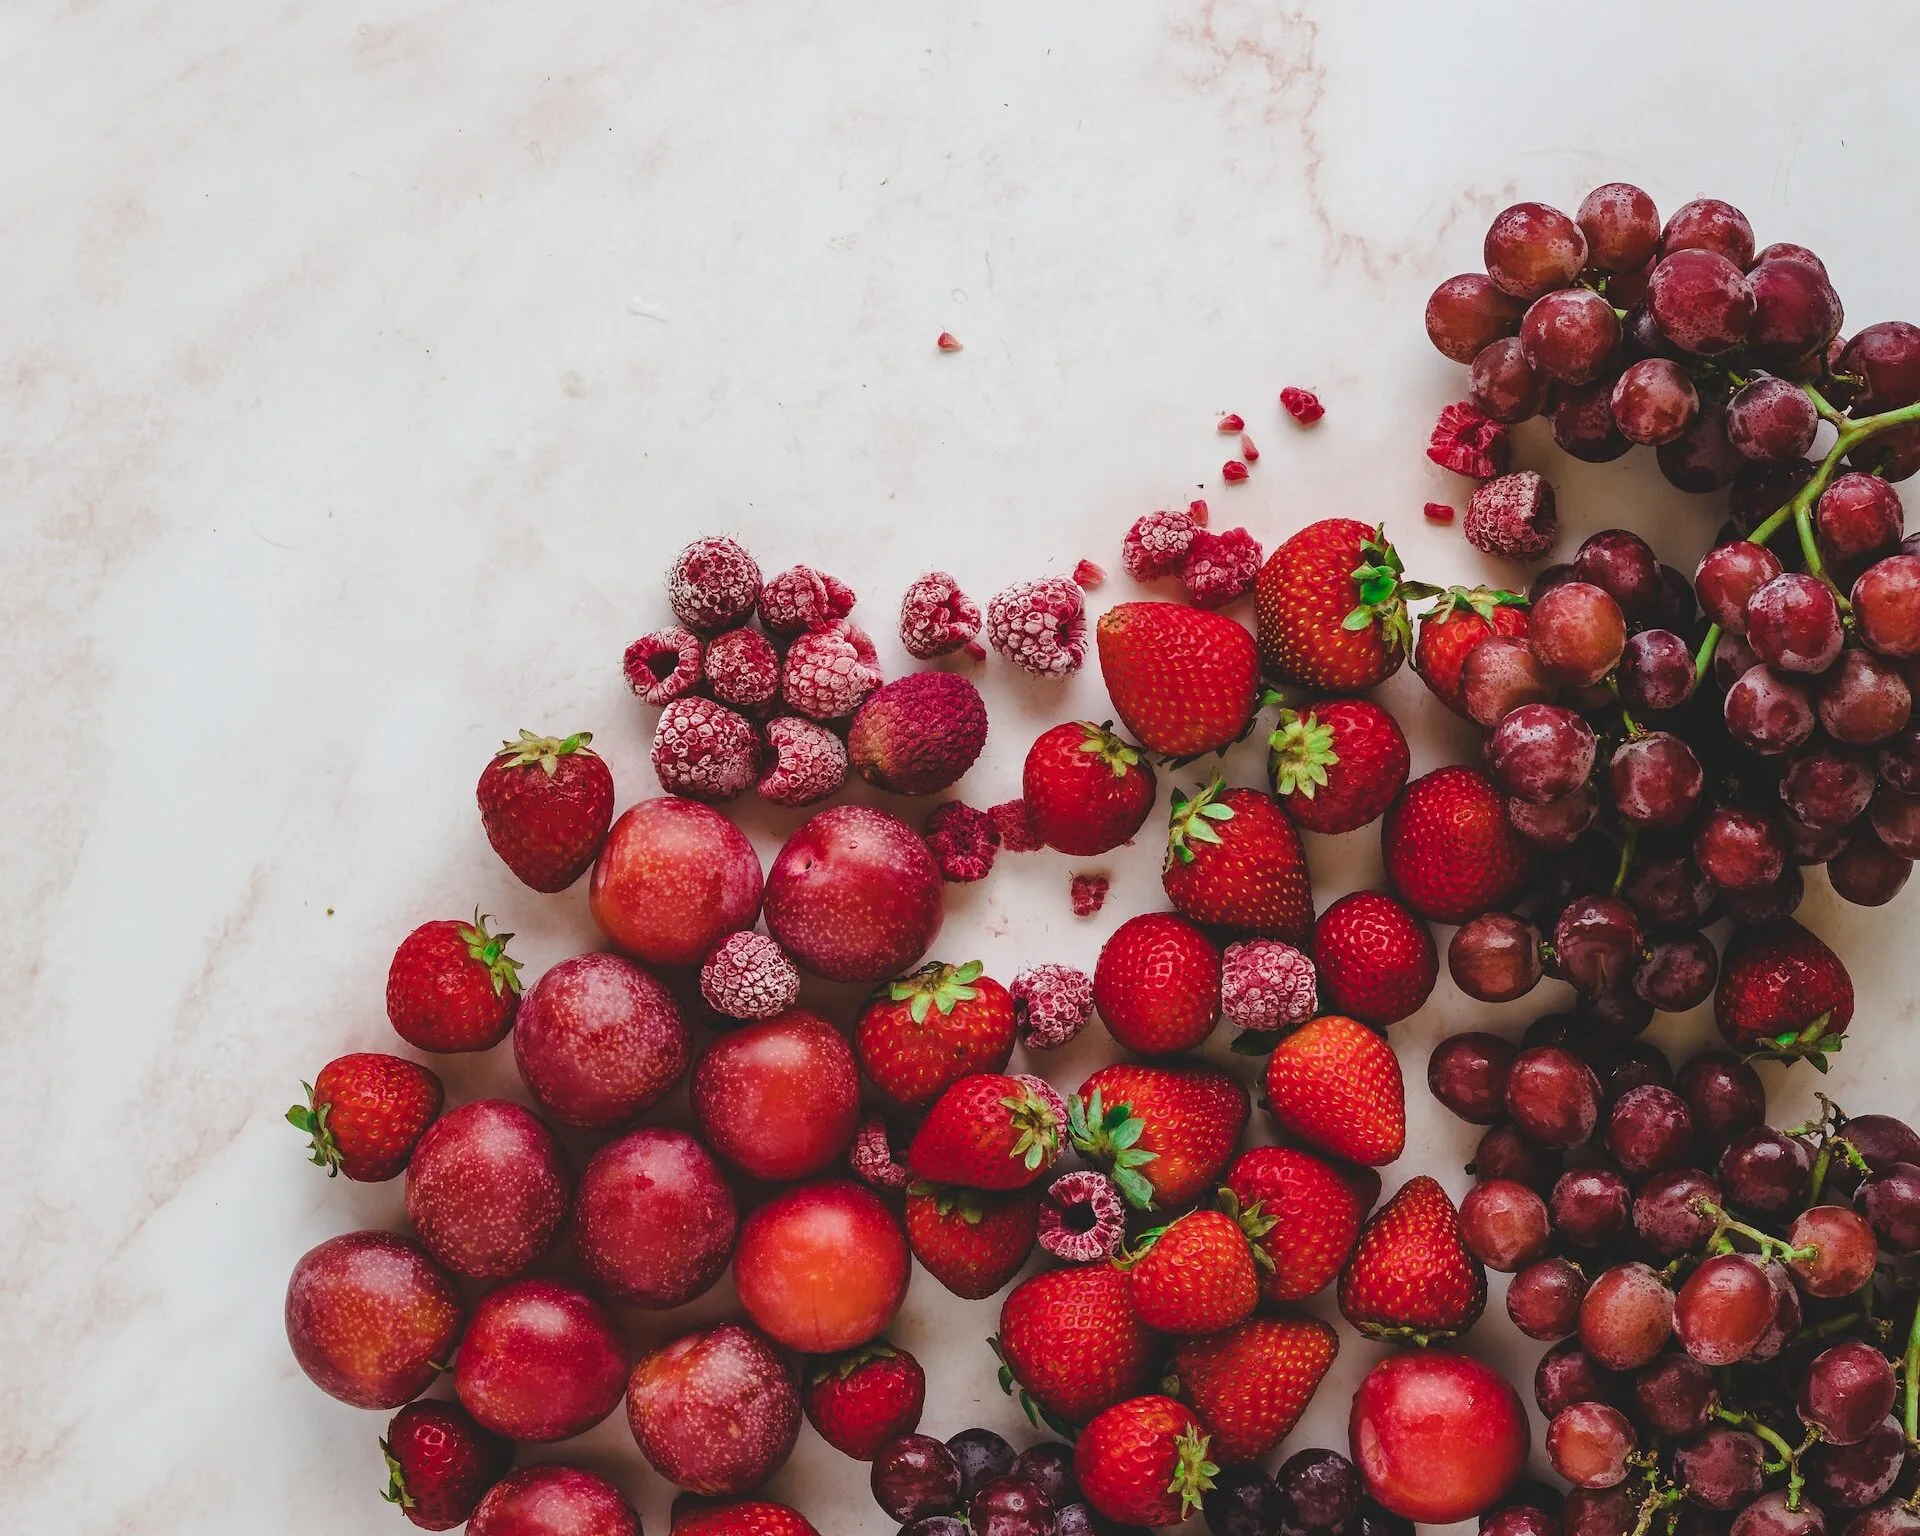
989, 798, 1044, 852
651, 697, 759, 801
700, 932, 800, 1020
1010, 963, 1094, 1050
1217, 413, 1245, 433
1424, 501, 1457, 524
703, 626, 781, 708
1180, 526, 1263, 609
848, 671, 989, 796
781, 620, 883, 719
759, 565, 856, 637
622, 626, 704, 706
668, 535, 761, 631
756, 716, 848, 807
1240, 433, 1260, 463
1073, 559, 1106, 590
987, 577, 1088, 678
849, 1110, 911, 1192
1427, 400, 1512, 479
923, 799, 999, 882
1280, 386, 1326, 424
1220, 938, 1319, 1034
1465, 470, 1559, 562
1038, 1170, 1126, 1263
1070, 873, 1110, 917
899, 571, 982, 659
1222, 460, 1250, 483
1123, 509, 1197, 580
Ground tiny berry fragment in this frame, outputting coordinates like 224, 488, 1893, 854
924, 799, 1000, 883
1010, 963, 1095, 1049
1122, 509, 1198, 581
1070, 872, 1110, 918
990, 798, 1045, 852
1424, 502, 1457, 524
1427, 400, 1512, 479
1240, 433, 1260, 463
1188, 499, 1210, 526
1218, 413, 1246, 433
937, 332, 963, 351
1222, 460, 1250, 483
1039, 1169, 1127, 1262
1281, 386, 1326, 424
1074, 559, 1107, 590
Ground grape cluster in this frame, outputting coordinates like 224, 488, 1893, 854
1202, 1449, 1410, 1536
871, 1426, 1134, 1535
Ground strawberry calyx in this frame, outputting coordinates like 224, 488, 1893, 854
987, 1336, 1081, 1438
1167, 1424, 1220, 1518
1420, 583, 1529, 625
286, 1081, 344, 1177
906, 1178, 989, 1224
1003, 1083, 1067, 1171
1267, 709, 1339, 801
888, 960, 985, 1025
1744, 1011, 1848, 1073
494, 728, 597, 776
1076, 720, 1146, 778
1341, 526, 1436, 657
1350, 1316, 1468, 1347
1067, 1087, 1159, 1209
1166, 777, 1237, 866
379, 1437, 415, 1510
1216, 1187, 1279, 1272
459, 909, 525, 997
810, 1340, 901, 1387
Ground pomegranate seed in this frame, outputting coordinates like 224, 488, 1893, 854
1424, 502, 1457, 524
1280, 386, 1325, 424
1222, 460, 1250, 483
1072, 559, 1106, 590
1217, 413, 1245, 433
1188, 499, 1210, 526
936, 332, 963, 351
1240, 433, 1259, 463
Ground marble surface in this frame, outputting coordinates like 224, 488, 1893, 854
8, 1, 1920, 1530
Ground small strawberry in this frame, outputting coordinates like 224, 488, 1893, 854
1075, 1395, 1218, 1528
1267, 699, 1410, 835
1256, 520, 1431, 693
1095, 602, 1260, 758
1091, 911, 1222, 1055
907, 1073, 1065, 1190
802, 1341, 926, 1460
1162, 780, 1314, 943
904, 1181, 1041, 1299
1312, 890, 1438, 1028
1222, 1145, 1367, 1302
1073, 1064, 1250, 1210
1715, 920, 1854, 1066
855, 961, 1016, 1111
380, 1400, 511, 1530
1264, 1015, 1406, 1166
476, 729, 615, 892
1382, 765, 1533, 923
1123, 1195, 1272, 1335
1165, 1315, 1339, 1465
1023, 720, 1159, 855
1337, 1174, 1487, 1342
994, 1263, 1159, 1429
385, 912, 524, 1053
289, 1053, 443, 1182
1413, 586, 1530, 717
672, 1501, 821, 1536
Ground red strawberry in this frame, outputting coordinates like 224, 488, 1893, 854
995, 1263, 1159, 1428
855, 961, 1015, 1111
1092, 911, 1222, 1055
1715, 920, 1854, 1065
1023, 720, 1159, 855
1256, 520, 1428, 692
1073, 1063, 1250, 1210
1264, 1015, 1405, 1166
1267, 699, 1410, 835
381, 1400, 511, 1530
1095, 602, 1260, 758
1124, 1200, 1269, 1335
1337, 1174, 1487, 1342
1413, 586, 1530, 717
904, 1181, 1040, 1299
802, 1341, 926, 1460
907, 1073, 1065, 1190
1312, 890, 1438, 1027
1382, 765, 1533, 923
1162, 780, 1314, 943
1075, 1395, 1218, 1528
476, 729, 615, 892
386, 913, 524, 1053
289, 1053, 443, 1182
1222, 1145, 1368, 1302
672, 1501, 821, 1536
1166, 1316, 1339, 1465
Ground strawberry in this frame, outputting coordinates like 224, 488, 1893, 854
1073, 1063, 1249, 1210
1715, 920, 1854, 1066
1222, 1145, 1368, 1302
907, 1073, 1065, 1190
1123, 1197, 1271, 1335
1075, 1395, 1218, 1528
385, 912, 524, 1053
855, 960, 1015, 1110
288, 1053, 443, 1182
1091, 911, 1222, 1055
476, 729, 615, 892
672, 1501, 821, 1536
1312, 890, 1438, 1028
802, 1341, 926, 1460
380, 1400, 511, 1530
1095, 602, 1260, 758
1267, 699, 1410, 835
1413, 586, 1530, 717
994, 1263, 1159, 1428
1023, 720, 1159, 855
904, 1181, 1040, 1299
1264, 1015, 1405, 1166
1166, 1315, 1339, 1465
1337, 1174, 1487, 1342
1382, 765, 1533, 923
1162, 780, 1314, 943
1256, 520, 1429, 692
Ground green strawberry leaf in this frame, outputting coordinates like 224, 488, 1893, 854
909, 992, 934, 1024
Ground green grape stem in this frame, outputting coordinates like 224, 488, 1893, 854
1695, 1200, 1816, 1264
1904, 1294, 1920, 1447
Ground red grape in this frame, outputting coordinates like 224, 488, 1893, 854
1804, 1416, 1906, 1510
1463, 637, 1557, 727
1563, 1488, 1639, 1536
1725, 376, 1819, 463
1579, 1262, 1675, 1370
1530, 582, 1628, 685
1635, 934, 1719, 1012
1819, 649, 1912, 745
1600, 1041, 1673, 1103
1509, 1258, 1589, 1341
1696, 542, 1785, 633
1634, 1351, 1715, 1436
1606, 1085, 1694, 1178
1576, 529, 1663, 617
1448, 913, 1545, 1003
1611, 357, 1699, 444
1662, 199, 1756, 269
1816, 474, 1904, 572
1509, 783, 1600, 851
1723, 664, 1816, 754
1788, 1205, 1879, 1297
1748, 1258, 1802, 1363
1471, 336, 1552, 422
1579, 184, 1661, 272
1672, 1253, 1774, 1364
1694, 805, 1786, 891
1750, 257, 1845, 361
1536, 1340, 1629, 1417
1459, 1179, 1551, 1272
1852, 556, 1920, 658
1857, 1163, 1920, 1254
1719, 864, 1805, 925
1522, 289, 1623, 384
1879, 723, 1920, 792
1870, 786, 1920, 856
1428, 274, 1528, 362
873, 1435, 965, 1522
1799, 1339, 1899, 1445
1618, 631, 1699, 712
1658, 397, 1748, 490
1674, 1427, 1767, 1512
1552, 896, 1643, 996
1485, 203, 1589, 299
1829, 824, 1912, 905
1633, 1168, 1722, 1257
1781, 803, 1853, 864
1611, 733, 1705, 829
1746, 573, 1845, 673
1839, 322, 1920, 480
1780, 742, 1876, 828
1754, 241, 1829, 276
1555, 375, 1635, 462
1429, 1031, 1518, 1123
1553, 1166, 1633, 1249
1719, 1127, 1814, 1217
1507, 1045, 1604, 1148
1648, 250, 1755, 355
1489, 703, 1597, 804
1474, 1121, 1561, 1194
1547, 1402, 1635, 1488
1713, 631, 1763, 690
1623, 852, 1719, 930
1675, 1054, 1764, 1148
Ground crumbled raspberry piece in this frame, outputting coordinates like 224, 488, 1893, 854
1240, 433, 1260, 463
1424, 502, 1457, 524
963, 641, 988, 662
1122, 509, 1197, 581
700, 932, 801, 1020
1217, 413, 1245, 433
1465, 470, 1559, 562
937, 332, 963, 351
757, 716, 848, 807
651, 696, 760, 802
923, 799, 1000, 882
1073, 559, 1106, 590
1280, 386, 1326, 424
1013, 1073, 1071, 1135
622, 626, 704, 706
1180, 526, 1263, 609
759, 565, 856, 637
667, 535, 762, 632
1188, 499, 1210, 526
1069, 873, 1109, 918
848, 1110, 911, 1192
780, 620, 883, 719
899, 570, 983, 659
1221, 938, 1319, 1034
987, 577, 1088, 678
989, 798, 1044, 852
1222, 460, 1250, 483
1009, 963, 1095, 1050
703, 626, 781, 708
1038, 1170, 1126, 1263
1427, 400, 1512, 480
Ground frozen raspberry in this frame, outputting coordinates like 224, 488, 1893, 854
1038, 1170, 1126, 1263
898, 571, 982, 659
1465, 470, 1559, 562
1220, 938, 1319, 1034
759, 565, 857, 638
668, 535, 761, 631
1009, 963, 1094, 1050
1073, 559, 1106, 590
849, 1111, 911, 1192
1427, 400, 1512, 479
1280, 386, 1326, 424
1122, 509, 1197, 581
1069, 873, 1110, 918
848, 671, 989, 795
700, 932, 800, 1020
924, 799, 999, 882
623, 626, 704, 706
989, 798, 1044, 852
1180, 526, 1263, 609
1013, 1073, 1071, 1139
651, 696, 759, 801
703, 626, 782, 708
987, 577, 1087, 678
781, 620, 883, 720
756, 716, 848, 807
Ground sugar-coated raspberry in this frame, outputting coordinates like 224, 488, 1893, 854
1465, 470, 1559, 562
756, 716, 848, 807
781, 620, 883, 719
1427, 400, 1513, 480
700, 932, 801, 1020
1039, 1170, 1126, 1263
760, 565, 857, 638
923, 799, 999, 882
899, 570, 983, 659
1073, 559, 1106, 590
848, 1110, 911, 1192
651, 696, 760, 801
703, 626, 782, 708
1070, 872, 1110, 917
622, 626, 704, 706
989, 798, 1044, 852
1123, 509, 1197, 581
1280, 386, 1326, 424
987, 577, 1088, 678
1010, 963, 1094, 1050
1013, 1073, 1071, 1136
1220, 938, 1319, 1034
1180, 526, 1263, 609
668, 535, 762, 631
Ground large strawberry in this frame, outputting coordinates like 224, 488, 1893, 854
1023, 720, 1159, 855
904, 1181, 1040, 1299
907, 1073, 1065, 1190
1264, 1015, 1406, 1166
1073, 1063, 1250, 1210
1267, 699, 1410, 835
672, 1501, 821, 1536
1256, 520, 1427, 692
381, 1400, 511, 1530
476, 729, 616, 892
1092, 911, 1221, 1055
1165, 1316, 1339, 1465
1337, 1174, 1487, 1342
1715, 920, 1854, 1065
994, 1263, 1159, 1429
1312, 890, 1438, 1028
1075, 1395, 1218, 1528
1095, 602, 1260, 758
1223, 1145, 1368, 1302
1162, 780, 1314, 943
1382, 765, 1532, 923
386, 913, 524, 1052
288, 1053, 443, 1182
1124, 1198, 1271, 1335
855, 961, 1015, 1110
1413, 586, 1530, 717
802, 1342, 925, 1460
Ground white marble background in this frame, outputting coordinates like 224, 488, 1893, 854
7, 1, 1920, 1530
